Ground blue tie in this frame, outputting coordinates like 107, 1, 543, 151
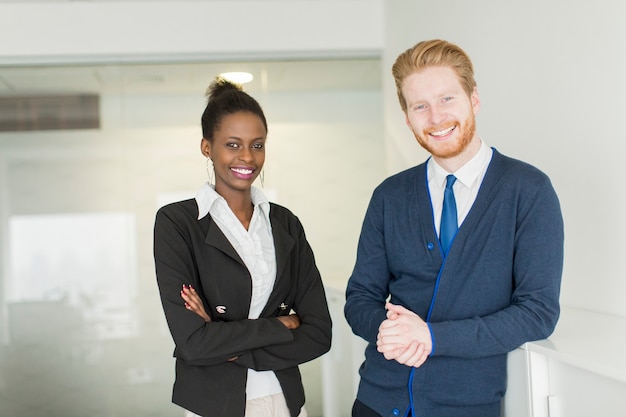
440, 175, 458, 256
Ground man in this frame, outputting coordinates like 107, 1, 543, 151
344, 39, 563, 417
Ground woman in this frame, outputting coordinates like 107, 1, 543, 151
154, 78, 332, 417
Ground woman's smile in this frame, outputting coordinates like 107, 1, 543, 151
230, 166, 255, 180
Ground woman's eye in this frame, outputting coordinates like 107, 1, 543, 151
252, 143, 264, 150
226, 142, 239, 149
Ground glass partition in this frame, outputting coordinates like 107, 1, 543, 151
0, 58, 382, 417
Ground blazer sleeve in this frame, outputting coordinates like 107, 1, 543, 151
154, 203, 295, 366
234, 211, 332, 371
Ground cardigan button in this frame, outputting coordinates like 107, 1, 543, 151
392, 409, 400, 416
427, 242, 434, 250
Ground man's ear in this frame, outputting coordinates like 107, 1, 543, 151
471, 87, 481, 115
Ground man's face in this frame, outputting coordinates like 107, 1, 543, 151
402, 66, 480, 163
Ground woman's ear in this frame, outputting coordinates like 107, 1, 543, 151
200, 138, 212, 159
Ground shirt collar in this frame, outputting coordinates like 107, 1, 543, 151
195, 182, 271, 223
429, 139, 492, 189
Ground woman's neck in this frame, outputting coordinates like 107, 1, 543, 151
217, 186, 254, 230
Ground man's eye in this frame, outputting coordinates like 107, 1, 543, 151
414, 104, 427, 111
442, 96, 453, 103
226, 143, 239, 149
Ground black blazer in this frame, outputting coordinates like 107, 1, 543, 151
154, 198, 332, 417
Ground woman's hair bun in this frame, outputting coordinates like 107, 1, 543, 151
205, 77, 243, 101
200, 75, 267, 140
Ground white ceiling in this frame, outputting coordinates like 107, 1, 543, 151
0, 58, 382, 97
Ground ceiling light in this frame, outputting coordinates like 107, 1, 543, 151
219, 72, 253, 84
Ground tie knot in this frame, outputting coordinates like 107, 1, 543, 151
445, 175, 457, 190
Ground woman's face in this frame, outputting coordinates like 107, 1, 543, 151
202, 111, 267, 198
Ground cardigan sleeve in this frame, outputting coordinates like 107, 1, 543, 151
154, 204, 295, 366
234, 214, 332, 371
344, 188, 392, 345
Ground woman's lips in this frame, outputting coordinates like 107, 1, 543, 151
231, 167, 254, 179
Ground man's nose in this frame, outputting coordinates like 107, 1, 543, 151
429, 105, 446, 125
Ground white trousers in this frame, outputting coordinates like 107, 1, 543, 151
184, 393, 307, 417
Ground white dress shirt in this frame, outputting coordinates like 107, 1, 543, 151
428, 140, 493, 237
195, 183, 282, 400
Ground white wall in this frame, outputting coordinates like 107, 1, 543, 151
0, 0, 383, 64
383, 0, 626, 318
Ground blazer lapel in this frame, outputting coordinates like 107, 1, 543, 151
203, 217, 245, 266
271, 220, 295, 287
254, 217, 295, 317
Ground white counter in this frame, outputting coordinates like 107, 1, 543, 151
507, 306, 626, 417
527, 306, 626, 384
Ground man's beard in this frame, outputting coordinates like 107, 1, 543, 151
414, 114, 476, 159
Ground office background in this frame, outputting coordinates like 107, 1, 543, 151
0, 1, 625, 416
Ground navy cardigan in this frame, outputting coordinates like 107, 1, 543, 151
345, 150, 564, 417
154, 200, 332, 417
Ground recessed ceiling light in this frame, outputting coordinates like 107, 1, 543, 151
219, 72, 253, 84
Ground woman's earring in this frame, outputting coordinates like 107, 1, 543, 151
206, 158, 214, 184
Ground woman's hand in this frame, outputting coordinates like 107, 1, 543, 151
181, 284, 211, 322
276, 313, 300, 330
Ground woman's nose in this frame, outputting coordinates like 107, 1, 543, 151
238, 147, 253, 162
